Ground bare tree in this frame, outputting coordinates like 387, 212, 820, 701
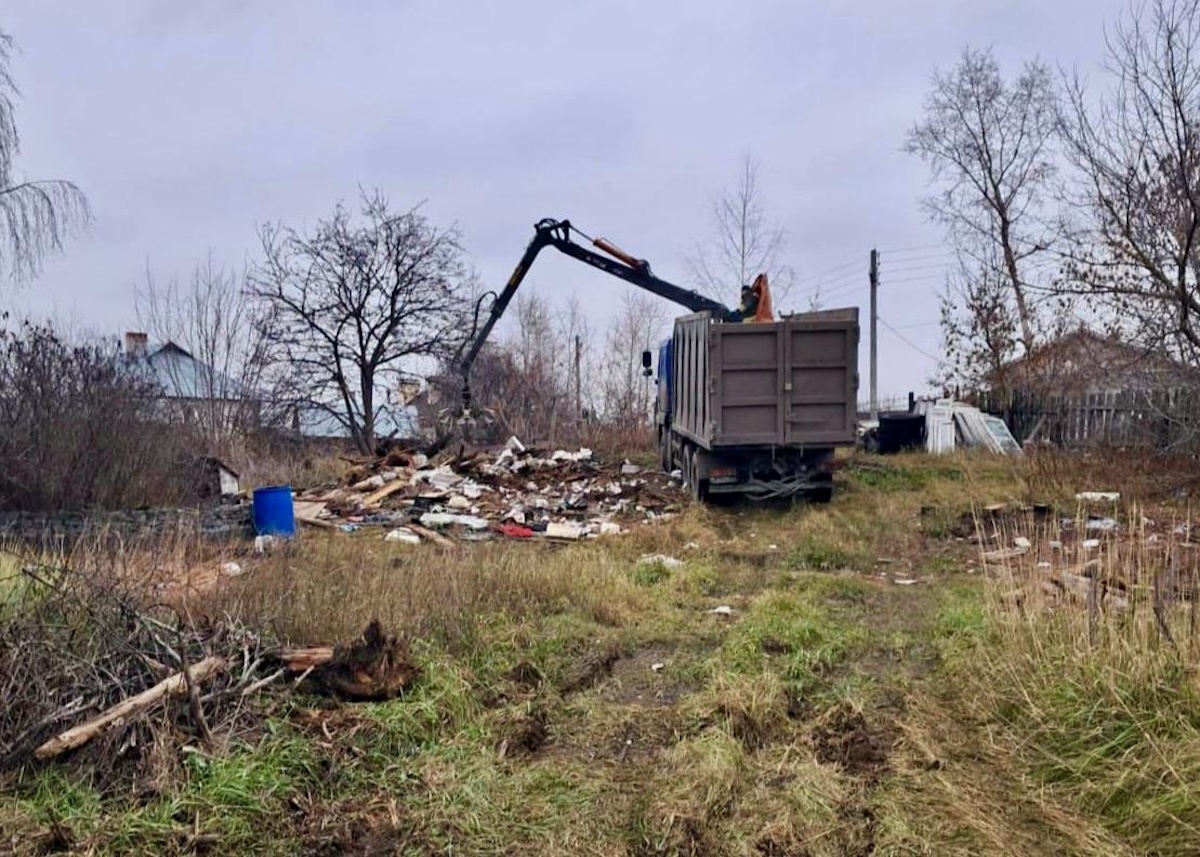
250, 189, 472, 453
557, 294, 594, 435
0, 31, 90, 283
937, 252, 1021, 392
136, 252, 281, 447
600, 289, 668, 427
906, 46, 1059, 359
689, 154, 796, 310
1059, 0, 1200, 366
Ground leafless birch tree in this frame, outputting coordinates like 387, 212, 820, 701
0, 31, 90, 284
1059, 0, 1200, 367
690, 154, 796, 309
906, 46, 1060, 388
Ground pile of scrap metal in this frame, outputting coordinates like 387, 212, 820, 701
860, 399, 1022, 456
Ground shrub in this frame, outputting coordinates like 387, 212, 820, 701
0, 322, 199, 511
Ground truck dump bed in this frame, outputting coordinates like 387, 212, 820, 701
671, 308, 859, 449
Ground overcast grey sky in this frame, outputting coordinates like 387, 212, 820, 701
4, 0, 1127, 398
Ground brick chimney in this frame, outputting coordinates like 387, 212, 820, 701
124, 331, 149, 357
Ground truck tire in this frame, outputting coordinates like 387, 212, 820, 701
688, 448, 708, 502
809, 485, 834, 504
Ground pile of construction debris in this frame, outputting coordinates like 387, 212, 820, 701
292, 438, 684, 543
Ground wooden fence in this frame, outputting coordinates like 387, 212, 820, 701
970, 389, 1200, 449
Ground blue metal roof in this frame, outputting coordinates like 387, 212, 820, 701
132, 342, 246, 401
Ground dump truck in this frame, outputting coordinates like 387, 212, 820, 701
454, 218, 861, 502
650, 307, 859, 502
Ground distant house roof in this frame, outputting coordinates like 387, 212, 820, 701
996, 328, 1200, 394
129, 341, 248, 401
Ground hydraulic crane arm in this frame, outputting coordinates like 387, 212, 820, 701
456, 218, 736, 414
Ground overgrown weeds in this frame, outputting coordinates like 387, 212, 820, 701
963, 506, 1200, 853
202, 537, 653, 652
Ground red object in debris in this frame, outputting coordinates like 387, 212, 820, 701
500, 523, 535, 539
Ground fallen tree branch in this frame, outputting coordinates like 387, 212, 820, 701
34, 657, 227, 760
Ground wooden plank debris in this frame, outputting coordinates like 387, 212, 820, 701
362, 479, 409, 508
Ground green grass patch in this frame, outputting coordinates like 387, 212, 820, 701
716, 587, 864, 685
784, 534, 866, 572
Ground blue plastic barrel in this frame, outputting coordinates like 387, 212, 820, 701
252, 485, 296, 537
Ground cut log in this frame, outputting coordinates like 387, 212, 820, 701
34, 657, 226, 760
281, 647, 335, 672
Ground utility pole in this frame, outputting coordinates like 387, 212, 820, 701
869, 248, 879, 421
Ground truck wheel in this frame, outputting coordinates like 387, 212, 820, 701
809, 485, 834, 504
688, 448, 708, 502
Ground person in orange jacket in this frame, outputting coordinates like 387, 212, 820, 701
735, 273, 774, 322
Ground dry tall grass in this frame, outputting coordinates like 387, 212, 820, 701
197, 535, 655, 650
969, 504, 1200, 853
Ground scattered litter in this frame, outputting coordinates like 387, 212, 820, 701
1081, 539, 1102, 550
650, 662, 665, 672
982, 546, 1029, 562
684, 541, 700, 550
550, 448, 593, 463
768, 544, 778, 551
1049, 540, 1064, 551
893, 577, 919, 586
384, 528, 421, 545
545, 522, 584, 540
285, 440, 683, 545
1086, 518, 1118, 533
254, 535, 275, 554
708, 605, 734, 616
500, 523, 535, 539
1013, 536, 1032, 550
638, 554, 684, 569
419, 512, 489, 531
1077, 491, 1120, 503
220, 562, 243, 577
1037, 561, 1052, 569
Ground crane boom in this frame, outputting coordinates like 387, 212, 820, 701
456, 218, 735, 414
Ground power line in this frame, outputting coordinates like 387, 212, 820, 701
879, 242, 949, 256
881, 260, 954, 276
884, 273, 953, 287
794, 268, 862, 290
797, 256, 864, 283
879, 316, 941, 362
